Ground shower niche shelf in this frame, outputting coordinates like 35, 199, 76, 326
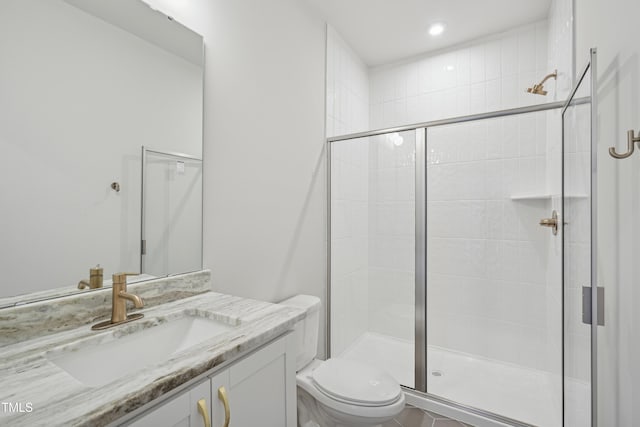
510, 193, 588, 200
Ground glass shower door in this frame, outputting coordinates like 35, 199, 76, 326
329, 130, 417, 388
425, 112, 563, 426
562, 49, 596, 427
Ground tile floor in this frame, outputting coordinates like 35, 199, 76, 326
383, 406, 474, 427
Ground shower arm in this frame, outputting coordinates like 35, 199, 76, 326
536, 70, 558, 87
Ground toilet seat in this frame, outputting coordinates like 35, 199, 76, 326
311, 358, 401, 407
296, 358, 405, 423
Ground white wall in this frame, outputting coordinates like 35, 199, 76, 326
0, 0, 202, 296
145, 0, 328, 356
576, 0, 640, 425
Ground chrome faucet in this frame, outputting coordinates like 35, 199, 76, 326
92, 273, 144, 330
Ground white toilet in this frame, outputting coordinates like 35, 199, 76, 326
280, 295, 405, 427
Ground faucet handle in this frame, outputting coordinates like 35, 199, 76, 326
112, 272, 139, 286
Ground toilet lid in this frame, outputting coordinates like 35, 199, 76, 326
311, 358, 401, 407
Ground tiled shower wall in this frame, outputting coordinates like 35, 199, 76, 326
425, 112, 552, 370
367, 132, 416, 341
365, 22, 556, 367
330, 140, 369, 356
326, 25, 369, 138
329, 0, 573, 372
368, 22, 550, 130
327, 25, 371, 356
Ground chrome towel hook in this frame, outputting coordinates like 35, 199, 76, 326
609, 130, 640, 159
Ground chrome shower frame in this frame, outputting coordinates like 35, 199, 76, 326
326, 96, 590, 427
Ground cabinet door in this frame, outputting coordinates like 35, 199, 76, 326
189, 379, 212, 427
129, 380, 210, 427
212, 335, 296, 427
210, 369, 231, 427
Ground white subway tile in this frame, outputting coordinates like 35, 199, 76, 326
418, 57, 435, 93
470, 82, 487, 114
535, 21, 549, 71
406, 63, 420, 98
517, 157, 537, 194
501, 36, 519, 77
470, 44, 486, 84
502, 117, 519, 159
441, 88, 457, 119
370, 103, 383, 129
501, 74, 519, 110
485, 201, 504, 240
369, 71, 383, 105
456, 48, 471, 86
518, 114, 537, 157
485, 40, 502, 80
485, 320, 520, 364
485, 78, 501, 112
517, 28, 537, 75
485, 160, 505, 200
499, 240, 520, 281
381, 72, 395, 102
519, 241, 547, 285
455, 85, 470, 116
486, 118, 503, 159
518, 326, 546, 369
394, 65, 408, 100
406, 96, 422, 124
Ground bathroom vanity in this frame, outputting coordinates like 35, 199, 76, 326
127, 335, 294, 427
0, 271, 304, 426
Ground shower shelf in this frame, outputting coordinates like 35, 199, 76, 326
510, 193, 588, 200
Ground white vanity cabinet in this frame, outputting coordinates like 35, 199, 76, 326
126, 334, 296, 427
129, 380, 210, 427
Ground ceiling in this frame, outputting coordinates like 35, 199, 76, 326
303, 0, 552, 66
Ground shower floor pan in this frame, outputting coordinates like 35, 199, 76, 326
339, 332, 576, 427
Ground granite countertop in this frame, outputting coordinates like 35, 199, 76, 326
0, 291, 305, 426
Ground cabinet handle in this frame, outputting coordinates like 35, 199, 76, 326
197, 398, 211, 427
217, 386, 231, 427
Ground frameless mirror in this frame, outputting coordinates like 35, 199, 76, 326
0, 0, 203, 304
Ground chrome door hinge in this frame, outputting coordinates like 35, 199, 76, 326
582, 286, 604, 326
141, 239, 146, 255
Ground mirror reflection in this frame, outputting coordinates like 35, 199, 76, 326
0, 0, 204, 302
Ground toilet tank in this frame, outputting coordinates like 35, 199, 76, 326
279, 295, 321, 371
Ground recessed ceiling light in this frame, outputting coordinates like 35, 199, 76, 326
428, 23, 446, 37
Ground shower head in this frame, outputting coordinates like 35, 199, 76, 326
526, 70, 558, 96
527, 84, 548, 96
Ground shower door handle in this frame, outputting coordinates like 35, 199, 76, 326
539, 210, 558, 235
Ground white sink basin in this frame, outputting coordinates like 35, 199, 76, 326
47, 315, 236, 387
